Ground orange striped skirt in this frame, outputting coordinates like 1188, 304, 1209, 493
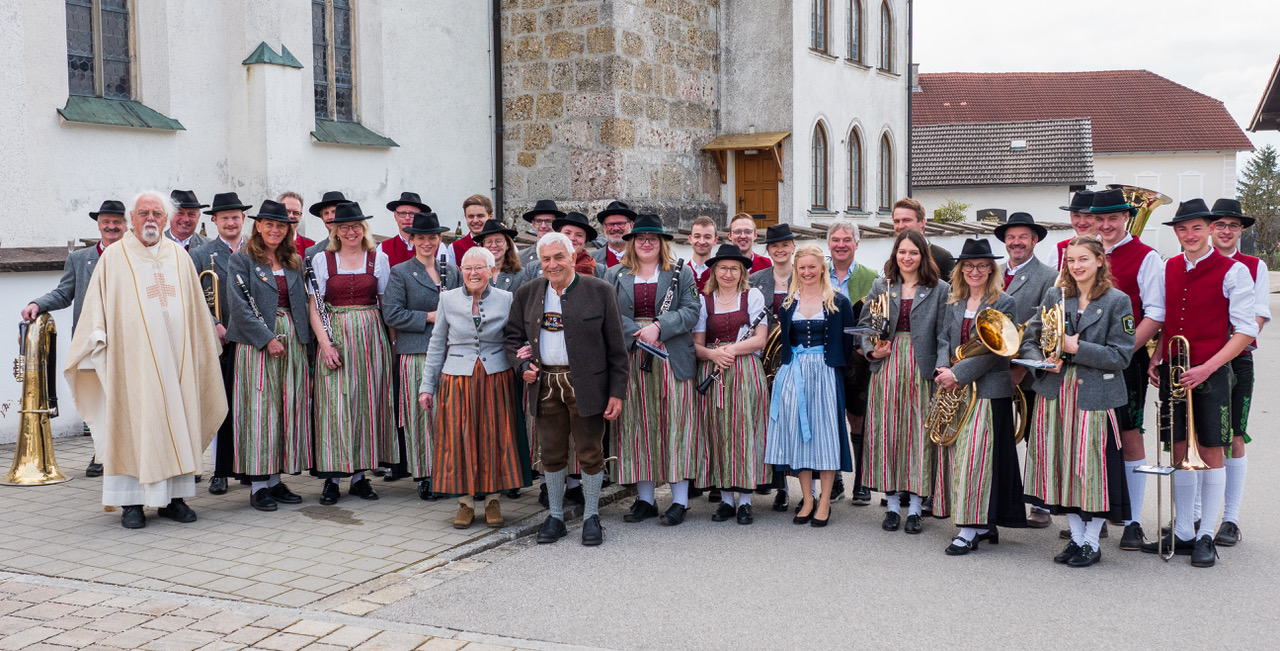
432, 361, 527, 496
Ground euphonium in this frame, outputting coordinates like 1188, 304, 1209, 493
1167, 335, 1210, 471
762, 324, 783, 385
926, 308, 1021, 446
3, 315, 70, 486
199, 253, 221, 322
1107, 184, 1172, 238
867, 288, 891, 346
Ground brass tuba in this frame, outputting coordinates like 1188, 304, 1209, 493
926, 308, 1021, 446
199, 253, 221, 322
1107, 184, 1172, 238
3, 315, 70, 486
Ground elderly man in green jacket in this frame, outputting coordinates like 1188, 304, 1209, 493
826, 218, 878, 504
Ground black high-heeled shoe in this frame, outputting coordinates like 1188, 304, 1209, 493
944, 535, 980, 556
975, 529, 1000, 545
793, 502, 815, 525
810, 503, 830, 527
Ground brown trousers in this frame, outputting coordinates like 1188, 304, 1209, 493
537, 365, 605, 475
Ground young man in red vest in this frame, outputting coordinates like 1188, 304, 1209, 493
728, 213, 772, 273
688, 216, 718, 292
444, 194, 493, 266
1085, 188, 1166, 551
1205, 198, 1270, 547
1142, 199, 1257, 567
1056, 190, 1096, 268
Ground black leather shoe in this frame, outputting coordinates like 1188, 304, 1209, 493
536, 515, 567, 544
708, 488, 721, 503
85, 457, 104, 478
505, 488, 522, 499
882, 511, 901, 531
1161, 519, 1200, 536
1190, 536, 1217, 568
371, 467, 387, 477
754, 485, 772, 495
1054, 541, 1081, 564
349, 478, 379, 500
852, 486, 871, 505
208, 476, 228, 495
320, 480, 340, 505
121, 505, 146, 529
157, 498, 197, 523
383, 468, 411, 482
831, 476, 846, 502
793, 502, 814, 525
565, 485, 585, 505
810, 510, 829, 528
688, 486, 704, 499
944, 536, 978, 556
1067, 543, 1102, 567
712, 502, 736, 522
904, 514, 922, 534
418, 480, 438, 501
659, 503, 688, 526
1140, 533, 1194, 555
772, 489, 789, 512
921, 495, 933, 515
538, 483, 549, 508
1119, 522, 1146, 550
250, 488, 278, 512
976, 529, 999, 546
268, 482, 302, 504
623, 500, 659, 523
1215, 521, 1241, 546
581, 515, 603, 546
736, 504, 753, 525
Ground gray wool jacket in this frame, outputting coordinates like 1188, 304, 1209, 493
936, 291, 1018, 399
224, 251, 313, 349
1019, 287, 1135, 411
604, 264, 701, 382
419, 287, 514, 394
32, 245, 101, 330
748, 267, 791, 327
1002, 256, 1059, 324
858, 277, 951, 376
165, 229, 209, 250
190, 238, 243, 326
383, 257, 463, 355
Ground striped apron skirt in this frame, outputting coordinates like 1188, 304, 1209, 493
864, 333, 936, 495
1024, 366, 1130, 520
312, 304, 397, 476
232, 309, 312, 478
932, 396, 1027, 528
399, 353, 433, 480
764, 345, 852, 474
698, 348, 770, 491
613, 321, 710, 486
432, 361, 532, 496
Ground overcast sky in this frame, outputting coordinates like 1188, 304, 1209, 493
913, 0, 1280, 170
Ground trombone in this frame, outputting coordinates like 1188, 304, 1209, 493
198, 253, 221, 322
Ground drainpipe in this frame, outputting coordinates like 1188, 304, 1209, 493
905, 0, 914, 198
491, 0, 505, 219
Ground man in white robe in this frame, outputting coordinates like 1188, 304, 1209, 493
65, 191, 227, 529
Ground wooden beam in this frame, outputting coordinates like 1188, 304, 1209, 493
771, 143, 784, 182
711, 150, 727, 183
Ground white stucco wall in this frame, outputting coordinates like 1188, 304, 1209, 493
0, 1, 494, 248
913, 185, 1075, 227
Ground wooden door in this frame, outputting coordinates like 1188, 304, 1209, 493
735, 150, 779, 226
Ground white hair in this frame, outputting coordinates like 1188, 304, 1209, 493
536, 232, 574, 258
827, 218, 860, 243
461, 245, 496, 268
130, 190, 175, 216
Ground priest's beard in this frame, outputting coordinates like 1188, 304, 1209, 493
140, 224, 162, 245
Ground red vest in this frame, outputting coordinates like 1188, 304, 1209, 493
1107, 238, 1155, 321
324, 251, 379, 307
604, 247, 622, 268
704, 292, 749, 345
380, 235, 414, 267
1233, 251, 1263, 353
750, 253, 773, 274
1056, 239, 1069, 269
693, 265, 711, 292
296, 234, 315, 255
451, 233, 477, 264
1164, 251, 1234, 366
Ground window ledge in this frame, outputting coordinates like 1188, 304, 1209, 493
876, 68, 901, 78
312, 119, 399, 147
808, 48, 838, 61
57, 96, 184, 131
809, 208, 838, 215
845, 59, 870, 70
845, 208, 870, 215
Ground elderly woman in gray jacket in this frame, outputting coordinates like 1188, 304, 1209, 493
933, 238, 1027, 556
418, 247, 531, 530
1019, 236, 1135, 567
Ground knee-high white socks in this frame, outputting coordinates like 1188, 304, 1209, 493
1223, 456, 1247, 525
1172, 470, 1197, 541
1124, 460, 1146, 526
670, 480, 690, 507
1197, 467, 1226, 540
1065, 514, 1103, 547
637, 481, 656, 505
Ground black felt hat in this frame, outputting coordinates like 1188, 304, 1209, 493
762, 223, 798, 244
1162, 199, 1215, 226
622, 214, 673, 241
204, 192, 254, 215
993, 212, 1048, 241
596, 200, 637, 223
1209, 198, 1255, 228
386, 192, 429, 213
521, 199, 566, 223
705, 243, 754, 270
1059, 190, 1095, 212
309, 191, 348, 217
1082, 188, 1138, 216
170, 190, 207, 209
554, 211, 598, 241
954, 238, 1003, 261
476, 218, 519, 242
330, 202, 372, 224
403, 211, 449, 235
89, 199, 125, 220
248, 200, 296, 223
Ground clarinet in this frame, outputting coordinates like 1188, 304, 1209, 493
233, 274, 282, 343
696, 307, 768, 395
640, 258, 684, 373
303, 257, 340, 360
436, 255, 448, 294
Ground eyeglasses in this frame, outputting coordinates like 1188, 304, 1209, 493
287, 210, 304, 217
394, 210, 418, 217
134, 210, 165, 218
730, 229, 755, 236
1212, 222, 1243, 233
460, 265, 490, 273
336, 224, 364, 232
961, 263, 990, 273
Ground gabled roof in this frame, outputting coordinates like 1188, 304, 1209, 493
1249, 55, 1280, 132
914, 70, 1254, 154
912, 118, 1094, 188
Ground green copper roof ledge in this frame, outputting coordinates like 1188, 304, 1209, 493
57, 96, 184, 131
242, 42, 304, 68
312, 119, 398, 147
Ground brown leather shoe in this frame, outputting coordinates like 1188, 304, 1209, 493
485, 500, 504, 527
453, 504, 475, 529
1027, 509, 1052, 528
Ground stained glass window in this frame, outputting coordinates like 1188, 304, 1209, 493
314, 0, 356, 122
65, 0, 132, 99
100, 0, 131, 99
66, 0, 96, 97
312, 0, 329, 118
812, 124, 828, 210
848, 1, 861, 62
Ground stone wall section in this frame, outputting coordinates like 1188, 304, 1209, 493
500, 0, 725, 228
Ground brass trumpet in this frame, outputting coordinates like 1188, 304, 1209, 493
199, 253, 221, 322
926, 308, 1021, 446
3, 316, 69, 486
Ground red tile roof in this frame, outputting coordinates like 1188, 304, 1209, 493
914, 70, 1254, 154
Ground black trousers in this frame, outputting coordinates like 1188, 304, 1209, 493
213, 345, 237, 478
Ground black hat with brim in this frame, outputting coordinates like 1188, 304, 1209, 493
1209, 198, 1255, 228
309, 190, 348, 217
331, 202, 372, 224
89, 199, 126, 220
954, 238, 1003, 261
1162, 198, 1215, 226
1059, 190, 1095, 212
1082, 188, 1138, 216
476, 218, 519, 242
386, 192, 429, 213
993, 212, 1048, 241
170, 190, 208, 209
596, 200, 637, 223
204, 192, 254, 215
249, 200, 296, 223
762, 223, 798, 244
404, 211, 449, 235
705, 243, 754, 270
554, 212, 598, 241
522, 199, 566, 223
622, 214, 673, 241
